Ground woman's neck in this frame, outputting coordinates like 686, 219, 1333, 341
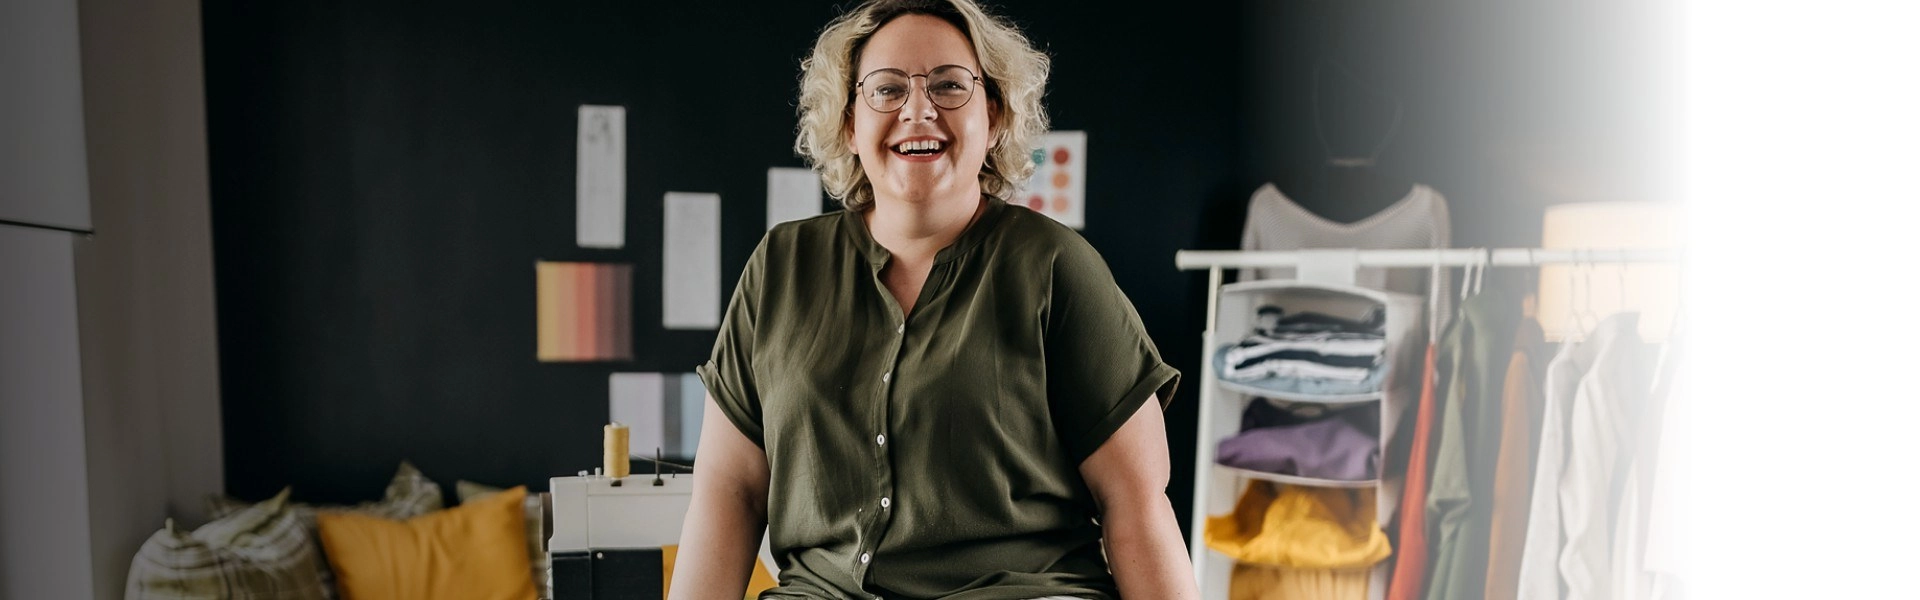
864, 189, 985, 263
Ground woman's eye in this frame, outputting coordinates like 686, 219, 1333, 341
875, 85, 908, 97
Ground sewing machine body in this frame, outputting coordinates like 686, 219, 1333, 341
548, 472, 777, 599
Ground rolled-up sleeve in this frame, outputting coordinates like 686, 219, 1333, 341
1044, 238, 1181, 465
697, 237, 769, 448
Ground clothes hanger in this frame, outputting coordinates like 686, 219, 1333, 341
1428, 249, 1443, 342
1476, 248, 1492, 296
1557, 252, 1588, 342
1458, 248, 1482, 305
1578, 253, 1603, 334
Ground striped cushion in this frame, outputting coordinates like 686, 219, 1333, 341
457, 480, 551, 599
205, 462, 445, 599
127, 488, 329, 600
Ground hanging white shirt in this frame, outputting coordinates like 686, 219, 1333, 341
1515, 314, 1652, 600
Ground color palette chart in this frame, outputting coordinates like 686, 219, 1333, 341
535, 261, 634, 361
1017, 130, 1087, 229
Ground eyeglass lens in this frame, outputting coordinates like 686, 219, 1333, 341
860, 65, 977, 112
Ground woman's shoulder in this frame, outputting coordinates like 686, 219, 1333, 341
758, 210, 858, 258
989, 200, 1105, 267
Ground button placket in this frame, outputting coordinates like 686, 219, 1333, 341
860, 308, 905, 589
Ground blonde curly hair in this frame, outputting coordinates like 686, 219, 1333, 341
794, 0, 1051, 212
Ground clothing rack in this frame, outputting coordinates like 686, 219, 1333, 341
1174, 247, 1679, 599
1176, 248, 1680, 329
1175, 248, 1677, 271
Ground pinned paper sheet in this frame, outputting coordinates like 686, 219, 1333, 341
662, 192, 721, 329
677, 373, 704, 455
576, 105, 626, 249
1015, 130, 1087, 229
535, 261, 633, 361
767, 167, 825, 230
610, 372, 707, 458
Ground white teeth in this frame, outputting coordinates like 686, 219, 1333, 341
893, 140, 944, 153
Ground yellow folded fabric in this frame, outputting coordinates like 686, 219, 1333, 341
1229, 563, 1372, 600
1204, 481, 1391, 569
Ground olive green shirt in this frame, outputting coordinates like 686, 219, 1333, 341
698, 196, 1180, 600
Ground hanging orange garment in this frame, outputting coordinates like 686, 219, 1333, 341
1386, 343, 1440, 599
1484, 320, 1544, 600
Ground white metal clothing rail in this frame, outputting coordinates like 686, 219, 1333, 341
1175, 247, 1681, 328
1176, 247, 1679, 270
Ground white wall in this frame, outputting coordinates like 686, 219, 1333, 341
0, 225, 96, 600
0, 0, 224, 597
71, 0, 226, 596
0, 0, 91, 230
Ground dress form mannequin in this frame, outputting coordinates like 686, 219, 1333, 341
1285, 59, 1413, 224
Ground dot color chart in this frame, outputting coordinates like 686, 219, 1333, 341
1018, 130, 1087, 229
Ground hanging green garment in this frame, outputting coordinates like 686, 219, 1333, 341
1422, 292, 1520, 600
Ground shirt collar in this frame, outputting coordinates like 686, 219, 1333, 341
846, 194, 1007, 269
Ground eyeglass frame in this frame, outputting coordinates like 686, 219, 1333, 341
853, 64, 988, 113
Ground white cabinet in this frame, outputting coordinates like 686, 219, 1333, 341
1188, 280, 1426, 599
0, 224, 96, 600
0, 0, 92, 231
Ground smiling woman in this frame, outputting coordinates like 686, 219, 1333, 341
666, 1, 1196, 599
794, 0, 1050, 214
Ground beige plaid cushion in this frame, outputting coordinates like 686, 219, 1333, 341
457, 480, 551, 599
127, 488, 329, 600
205, 462, 444, 599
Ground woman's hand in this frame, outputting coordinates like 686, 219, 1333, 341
1079, 395, 1200, 599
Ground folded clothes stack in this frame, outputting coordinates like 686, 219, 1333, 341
1217, 398, 1379, 481
1216, 306, 1388, 396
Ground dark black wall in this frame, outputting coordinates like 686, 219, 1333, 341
201, 0, 1245, 533
204, 0, 1660, 538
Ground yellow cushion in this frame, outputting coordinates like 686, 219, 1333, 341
661, 544, 778, 599
317, 485, 535, 600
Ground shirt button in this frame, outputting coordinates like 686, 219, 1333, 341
882, 372, 891, 383
876, 434, 886, 446
897, 323, 905, 334
881, 497, 891, 509
860, 552, 872, 564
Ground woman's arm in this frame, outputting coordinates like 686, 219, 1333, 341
1080, 395, 1199, 599
667, 395, 772, 600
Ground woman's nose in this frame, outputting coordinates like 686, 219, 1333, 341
897, 81, 939, 122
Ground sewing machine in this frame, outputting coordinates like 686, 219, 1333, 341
548, 470, 778, 599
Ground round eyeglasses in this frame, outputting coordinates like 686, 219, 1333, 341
855, 65, 983, 113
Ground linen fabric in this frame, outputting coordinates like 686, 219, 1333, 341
126, 488, 330, 600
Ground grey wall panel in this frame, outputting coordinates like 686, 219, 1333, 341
0, 0, 92, 231
72, 0, 225, 596
0, 224, 96, 600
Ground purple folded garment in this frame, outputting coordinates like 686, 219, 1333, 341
1217, 415, 1379, 481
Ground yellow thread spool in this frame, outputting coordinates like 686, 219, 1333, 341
603, 423, 630, 479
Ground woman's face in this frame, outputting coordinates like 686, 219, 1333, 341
848, 15, 996, 206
